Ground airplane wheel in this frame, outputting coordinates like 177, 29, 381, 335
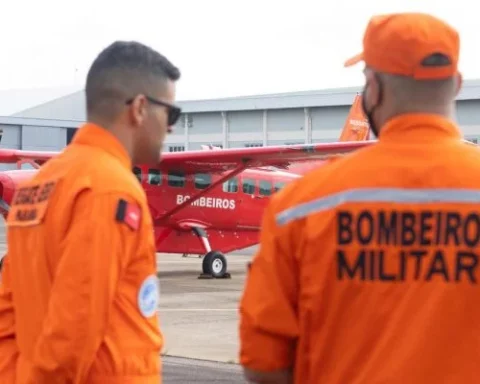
202, 251, 227, 278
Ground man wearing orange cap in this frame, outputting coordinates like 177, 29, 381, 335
238, 12, 480, 384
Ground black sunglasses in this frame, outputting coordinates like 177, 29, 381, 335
126, 95, 182, 126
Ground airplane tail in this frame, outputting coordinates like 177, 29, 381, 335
338, 93, 370, 142
288, 93, 370, 175
198, 94, 370, 175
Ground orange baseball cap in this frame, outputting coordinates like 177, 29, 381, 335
344, 12, 460, 79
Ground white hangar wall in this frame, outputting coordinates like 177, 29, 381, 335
6, 80, 480, 156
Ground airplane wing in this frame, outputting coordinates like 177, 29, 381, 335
0, 149, 58, 164
156, 141, 373, 174
0, 141, 373, 173
0, 139, 476, 175
160, 137, 479, 174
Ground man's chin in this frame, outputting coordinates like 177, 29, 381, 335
146, 157, 161, 166
134, 155, 161, 166
147, 149, 163, 164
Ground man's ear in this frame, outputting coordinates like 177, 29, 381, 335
128, 94, 148, 128
364, 69, 381, 106
455, 72, 463, 96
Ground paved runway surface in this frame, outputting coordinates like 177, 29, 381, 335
158, 254, 250, 363
0, 219, 251, 383
163, 356, 244, 383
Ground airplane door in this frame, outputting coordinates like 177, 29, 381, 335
236, 176, 259, 228
255, 178, 275, 218
257, 179, 273, 201
142, 167, 166, 220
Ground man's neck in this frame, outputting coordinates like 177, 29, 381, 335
87, 116, 135, 162
386, 103, 455, 122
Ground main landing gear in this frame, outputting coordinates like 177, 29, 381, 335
201, 251, 229, 279
191, 227, 231, 279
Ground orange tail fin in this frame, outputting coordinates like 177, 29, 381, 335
287, 94, 370, 175
338, 93, 370, 141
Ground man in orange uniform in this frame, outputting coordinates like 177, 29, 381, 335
0, 255, 17, 383
0, 40, 181, 383
238, 13, 480, 384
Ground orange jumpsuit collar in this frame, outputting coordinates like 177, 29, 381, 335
379, 113, 462, 143
72, 123, 132, 169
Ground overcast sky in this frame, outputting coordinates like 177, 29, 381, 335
1, 0, 477, 110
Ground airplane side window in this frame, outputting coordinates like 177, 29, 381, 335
222, 177, 238, 193
242, 178, 255, 195
132, 166, 142, 183
148, 169, 162, 185
195, 173, 211, 190
274, 181, 286, 192
259, 180, 273, 196
168, 170, 185, 187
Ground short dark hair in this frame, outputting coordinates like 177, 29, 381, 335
85, 40, 180, 121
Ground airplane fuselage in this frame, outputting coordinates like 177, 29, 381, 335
0, 165, 302, 255
132, 164, 300, 254
0, 94, 373, 278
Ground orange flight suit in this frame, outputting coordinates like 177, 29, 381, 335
1, 123, 162, 384
0, 255, 18, 383
239, 114, 480, 383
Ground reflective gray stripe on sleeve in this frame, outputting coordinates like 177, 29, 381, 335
275, 188, 480, 226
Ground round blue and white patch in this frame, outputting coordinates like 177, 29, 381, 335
137, 274, 159, 318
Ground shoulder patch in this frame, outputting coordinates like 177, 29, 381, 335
8, 179, 58, 227
137, 274, 160, 318
115, 198, 141, 230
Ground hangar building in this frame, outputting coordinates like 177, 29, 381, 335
1, 79, 480, 171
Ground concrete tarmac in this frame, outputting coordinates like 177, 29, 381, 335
162, 355, 244, 383
0, 219, 250, 383
158, 253, 250, 363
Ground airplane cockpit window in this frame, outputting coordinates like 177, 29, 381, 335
259, 180, 273, 196
132, 166, 142, 183
274, 181, 286, 192
148, 169, 162, 185
195, 173, 211, 189
222, 177, 238, 193
242, 178, 255, 195
168, 170, 185, 187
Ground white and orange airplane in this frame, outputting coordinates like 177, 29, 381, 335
0, 94, 373, 278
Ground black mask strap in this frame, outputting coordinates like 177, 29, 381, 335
361, 73, 383, 138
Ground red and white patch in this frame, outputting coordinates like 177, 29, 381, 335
115, 199, 142, 231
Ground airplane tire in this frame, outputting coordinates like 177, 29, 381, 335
202, 251, 227, 278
